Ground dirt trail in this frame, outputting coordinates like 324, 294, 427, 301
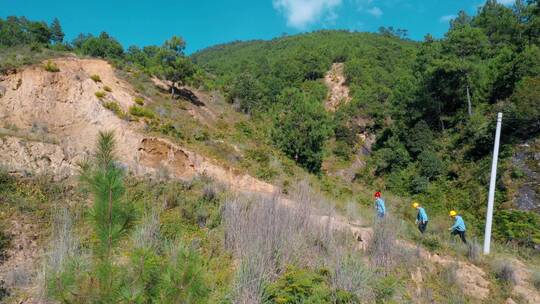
324, 62, 351, 111
1, 57, 539, 303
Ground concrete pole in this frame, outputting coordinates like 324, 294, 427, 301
483, 112, 503, 255
466, 85, 472, 117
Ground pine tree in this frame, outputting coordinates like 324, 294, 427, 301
50, 17, 64, 44
80, 131, 133, 302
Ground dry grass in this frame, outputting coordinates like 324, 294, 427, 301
329, 249, 373, 299
368, 216, 399, 272
132, 206, 161, 250
492, 259, 517, 285
222, 180, 353, 302
37, 207, 81, 299
466, 238, 482, 264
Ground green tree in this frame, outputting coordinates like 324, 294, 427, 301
443, 25, 489, 59
450, 10, 472, 29
229, 72, 265, 113
503, 76, 540, 138
156, 242, 209, 303
80, 32, 124, 58
472, 0, 519, 46
27, 20, 52, 44
272, 89, 332, 173
50, 17, 64, 44
163, 35, 186, 55
159, 36, 196, 97
80, 131, 134, 302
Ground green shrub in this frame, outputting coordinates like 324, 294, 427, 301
90, 74, 102, 82
95, 91, 106, 99
271, 89, 332, 173
193, 129, 209, 141
103, 101, 124, 117
372, 275, 398, 303
103, 85, 112, 92
420, 234, 442, 251
333, 141, 352, 161
43, 60, 60, 72
493, 210, 540, 248
264, 266, 358, 303
134, 96, 145, 105
0, 229, 11, 262
129, 105, 155, 118
154, 122, 184, 139
510, 167, 525, 179
155, 242, 210, 302
532, 270, 540, 290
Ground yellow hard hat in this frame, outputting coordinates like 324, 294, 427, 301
449, 210, 457, 217
412, 202, 419, 208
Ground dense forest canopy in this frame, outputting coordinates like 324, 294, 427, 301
1, 0, 539, 247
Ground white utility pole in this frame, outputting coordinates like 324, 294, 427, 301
466, 85, 472, 116
483, 112, 503, 255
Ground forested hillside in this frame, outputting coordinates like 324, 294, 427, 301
193, 0, 540, 248
1, 1, 540, 303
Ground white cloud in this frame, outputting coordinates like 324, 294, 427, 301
367, 6, 383, 17
273, 0, 343, 29
439, 14, 456, 23
355, 0, 382, 18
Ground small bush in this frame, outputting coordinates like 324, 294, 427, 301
90, 74, 101, 82
134, 97, 145, 105
154, 122, 184, 139
193, 129, 209, 141
0, 229, 11, 262
95, 91, 106, 99
264, 266, 358, 303
129, 105, 155, 118
202, 184, 217, 202
492, 260, 517, 285
103, 85, 112, 92
103, 101, 126, 118
331, 251, 372, 299
421, 234, 441, 251
372, 275, 397, 303
43, 60, 60, 72
532, 271, 540, 290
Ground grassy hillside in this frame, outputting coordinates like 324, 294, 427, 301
2, 1, 540, 302
192, 1, 540, 249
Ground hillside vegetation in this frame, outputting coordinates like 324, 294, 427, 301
193, 0, 540, 248
1, 1, 540, 303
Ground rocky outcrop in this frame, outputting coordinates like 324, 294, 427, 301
512, 141, 540, 213
324, 63, 351, 111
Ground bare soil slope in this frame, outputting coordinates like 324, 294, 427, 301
324, 62, 351, 111
0, 57, 273, 195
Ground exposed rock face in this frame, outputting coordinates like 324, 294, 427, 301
0, 57, 277, 196
324, 62, 351, 111
0, 136, 73, 180
0, 57, 144, 178
512, 141, 540, 213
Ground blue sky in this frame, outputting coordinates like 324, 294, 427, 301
1, 0, 514, 53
